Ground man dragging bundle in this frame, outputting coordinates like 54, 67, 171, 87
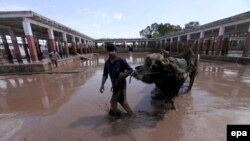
99, 44, 133, 117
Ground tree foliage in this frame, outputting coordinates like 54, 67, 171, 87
184, 21, 199, 29
139, 23, 182, 38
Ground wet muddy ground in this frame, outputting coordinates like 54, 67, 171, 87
0, 52, 250, 141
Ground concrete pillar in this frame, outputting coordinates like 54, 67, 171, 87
113, 41, 116, 46
33, 36, 42, 59
94, 43, 96, 53
177, 36, 181, 52
88, 41, 90, 53
170, 38, 173, 51
205, 40, 211, 55
215, 26, 224, 55
82, 39, 85, 53
81, 39, 84, 54
84, 40, 87, 53
91, 41, 94, 53
187, 34, 191, 49
88, 43, 91, 53
57, 41, 63, 57
21, 37, 30, 59
9, 29, 22, 62
154, 41, 157, 48
48, 28, 56, 52
137, 41, 140, 48
243, 25, 250, 57
62, 32, 69, 57
162, 39, 165, 49
0, 33, 13, 60
85, 40, 88, 54
91, 42, 93, 53
75, 39, 79, 54
89, 45, 92, 53
221, 38, 229, 55
198, 31, 204, 54
90, 41, 92, 53
22, 21, 38, 62
89, 41, 92, 53
72, 36, 76, 54
92, 42, 95, 53
194, 40, 198, 54
212, 40, 216, 55
165, 39, 167, 49
79, 38, 83, 54
124, 41, 127, 48
55, 41, 60, 53
146, 41, 148, 48
187, 34, 191, 40
88, 40, 90, 53
103, 41, 105, 48
95, 42, 98, 51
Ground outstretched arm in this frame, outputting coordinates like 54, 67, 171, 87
123, 59, 133, 76
100, 76, 107, 93
100, 63, 108, 93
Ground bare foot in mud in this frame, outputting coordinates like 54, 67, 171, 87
108, 109, 135, 121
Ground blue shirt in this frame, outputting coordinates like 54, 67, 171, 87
103, 57, 132, 88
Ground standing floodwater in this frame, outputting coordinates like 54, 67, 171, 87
0, 53, 250, 141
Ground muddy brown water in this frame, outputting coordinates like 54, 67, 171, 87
0, 52, 250, 141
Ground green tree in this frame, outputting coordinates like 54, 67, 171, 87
139, 23, 182, 38
184, 21, 199, 29
139, 23, 158, 38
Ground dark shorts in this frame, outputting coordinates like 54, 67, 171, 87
110, 86, 126, 105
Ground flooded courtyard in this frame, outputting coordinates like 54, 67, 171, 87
0, 53, 250, 141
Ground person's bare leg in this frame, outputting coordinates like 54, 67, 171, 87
122, 102, 133, 116
121, 88, 133, 116
110, 101, 119, 115
110, 91, 121, 116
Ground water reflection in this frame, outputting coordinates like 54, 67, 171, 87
97, 53, 146, 66
0, 80, 7, 91
1, 53, 250, 141
1, 54, 249, 115
198, 61, 250, 97
0, 69, 96, 114
179, 61, 250, 141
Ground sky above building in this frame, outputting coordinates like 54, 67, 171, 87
0, 0, 249, 39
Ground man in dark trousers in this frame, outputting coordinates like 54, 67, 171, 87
99, 44, 133, 117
